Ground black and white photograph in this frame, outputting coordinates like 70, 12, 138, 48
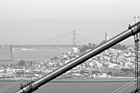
0, 0, 140, 93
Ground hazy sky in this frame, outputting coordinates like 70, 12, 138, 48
0, 0, 140, 45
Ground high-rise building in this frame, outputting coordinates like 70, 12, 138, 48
105, 32, 108, 41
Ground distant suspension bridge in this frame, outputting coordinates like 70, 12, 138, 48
33, 30, 106, 46
0, 31, 107, 61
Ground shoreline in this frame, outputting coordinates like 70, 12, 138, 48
0, 77, 135, 82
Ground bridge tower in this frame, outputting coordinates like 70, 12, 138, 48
0, 45, 14, 61
105, 32, 108, 41
73, 30, 76, 47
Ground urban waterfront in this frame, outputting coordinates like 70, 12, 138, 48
0, 45, 137, 93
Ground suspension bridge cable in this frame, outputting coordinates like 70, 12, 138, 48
134, 30, 139, 88
134, 35, 137, 88
0, 81, 17, 91
0, 71, 27, 93
76, 32, 101, 45
77, 33, 95, 41
76, 40, 87, 45
34, 31, 72, 44
34, 30, 103, 45
76, 36, 95, 44
110, 80, 136, 93
0, 81, 20, 93
115, 82, 135, 93
76, 31, 104, 41
0, 77, 30, 93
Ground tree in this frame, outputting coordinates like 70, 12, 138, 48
112, 44, 127, 50
18, 59, 25, 66
107, 71, 112, 75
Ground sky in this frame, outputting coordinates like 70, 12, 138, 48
0, 0, 140, 45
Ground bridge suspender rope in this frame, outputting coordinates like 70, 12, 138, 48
129, 23, 140, 93
16, 21, 140, 93
134, 34, 139, 88
110, 32, 140, 93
